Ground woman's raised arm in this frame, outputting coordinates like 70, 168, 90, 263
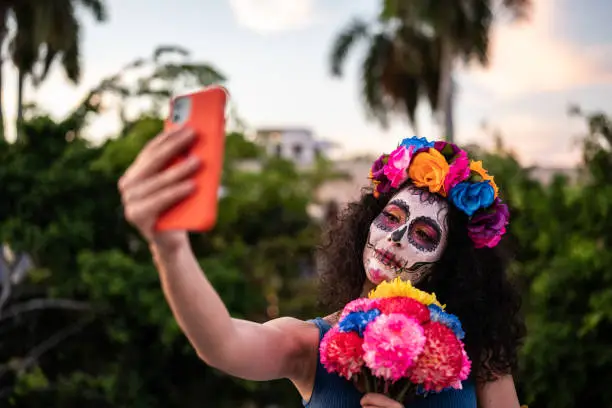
118, 127, 318, 382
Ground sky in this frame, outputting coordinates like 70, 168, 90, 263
2, 0, 612, 167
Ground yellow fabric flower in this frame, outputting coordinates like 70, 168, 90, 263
368, 277, 445, 309
408, 148, 450, 195
469, 161, 499, 198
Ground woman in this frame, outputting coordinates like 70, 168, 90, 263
118, 127, 525, 408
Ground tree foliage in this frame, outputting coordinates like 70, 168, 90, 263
0, 105, 323, 407
468, 109, 612, 408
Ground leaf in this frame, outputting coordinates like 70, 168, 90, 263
329, 18, 368, 77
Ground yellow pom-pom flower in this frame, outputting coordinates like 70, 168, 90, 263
367, 277, 445, 309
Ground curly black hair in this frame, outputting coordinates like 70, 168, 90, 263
317, 184, 526, 382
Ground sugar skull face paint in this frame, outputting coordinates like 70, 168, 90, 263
363, 186, 449, 285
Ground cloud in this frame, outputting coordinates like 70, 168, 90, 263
463, 1, 612, 97
228, 0, 317, 34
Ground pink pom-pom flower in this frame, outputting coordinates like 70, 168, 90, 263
362, 314, 426, 382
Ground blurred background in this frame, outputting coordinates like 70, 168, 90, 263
0, 1, 611, 407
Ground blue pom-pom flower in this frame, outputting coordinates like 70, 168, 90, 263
338, 309, 381, 337
428, 304, 465, 340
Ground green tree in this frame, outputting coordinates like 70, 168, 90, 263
65, 44, 228, 140
0, 113, 323, 407
0, 55, 323, 407
469, 110, 612, 407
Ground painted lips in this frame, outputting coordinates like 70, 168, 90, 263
373, 249, 405, 271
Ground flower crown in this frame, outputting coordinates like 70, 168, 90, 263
368, 137, 509, 249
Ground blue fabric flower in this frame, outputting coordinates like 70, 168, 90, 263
399, 136, 435, 151
338, 309, 381, 337
428, 304, 465, 340
449, 181, 495, 217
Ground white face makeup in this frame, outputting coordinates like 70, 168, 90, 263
363, 186, 449, 285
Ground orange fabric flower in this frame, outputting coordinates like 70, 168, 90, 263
408, 148, 449, 195
469, 161, 499, 198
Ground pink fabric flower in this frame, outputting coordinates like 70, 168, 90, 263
433, 141, 470, 196
320, 326, 365, 380
410, 322, 465, 392
362, 314, 426, 382
384, 146, 414, 188
442, 150, 470, 196
376, 297, 430, 324
340, 298, 381, 320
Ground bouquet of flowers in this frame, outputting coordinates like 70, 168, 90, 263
319, 278, 471, 402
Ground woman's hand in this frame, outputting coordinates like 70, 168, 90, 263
361, 393, 404, 408
118, 126, 200, 253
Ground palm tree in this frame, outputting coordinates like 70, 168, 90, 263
329, 17, 440, 134
330, 0, 531, 143
2, 0, 107, 139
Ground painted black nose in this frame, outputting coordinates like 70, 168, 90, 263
389, 226, 407, 244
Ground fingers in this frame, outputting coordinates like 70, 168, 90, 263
123, 180, 195, 227
119, 127, 195, 190
361, 393, 404, 408
122, 155, 201, 204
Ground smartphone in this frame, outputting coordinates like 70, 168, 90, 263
155, 86, 228, 232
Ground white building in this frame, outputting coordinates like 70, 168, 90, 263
255, 127, 336, 168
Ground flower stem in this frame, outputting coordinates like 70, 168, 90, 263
362, 369, 374, 394
394, 381, 414, 403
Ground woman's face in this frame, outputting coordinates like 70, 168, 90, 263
363, 186, 449, 285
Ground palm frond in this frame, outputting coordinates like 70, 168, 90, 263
153, 45, 190, 62
379, 0, 399, 21
36, 45, 59, 84
76, 0, 109, 22
501, 0, 532, 20
152, 62, 226, 85
395, 25, 429, 74
9, 2, 41, 73
329, 18, 368, 77
61, 26, 81, 82
450, 0, 492, 65
398, 74, 420, 128
361, 33, 393, 128
419, 36, 441, 112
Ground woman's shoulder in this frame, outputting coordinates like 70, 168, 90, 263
263, 316, 321, 337
265, 313, 339, 334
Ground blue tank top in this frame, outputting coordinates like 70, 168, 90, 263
303, 318, 477, 408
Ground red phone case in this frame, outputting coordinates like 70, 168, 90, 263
155, 86, 227, 232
